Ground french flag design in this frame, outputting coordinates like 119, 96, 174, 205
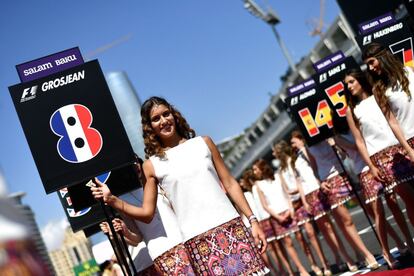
50, 104, 103, 163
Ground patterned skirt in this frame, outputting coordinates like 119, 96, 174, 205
359, 170, 384, 204
305, 189, 330, 220
408, 136, 414, 149
184, 217, 268, 275
292, 199, 311, 225
139, 265, 162, 276
370, 144, 414, 190
323, 173, 353, 209
153, 243, 195, 276
270, 210, 299, 239
259, 218, 276, 242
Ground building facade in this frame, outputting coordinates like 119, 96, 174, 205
49, 227, 94, 276
8, 192, 56, 275
106, 71, 146, 158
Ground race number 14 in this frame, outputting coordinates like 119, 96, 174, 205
298, 82, 347, 137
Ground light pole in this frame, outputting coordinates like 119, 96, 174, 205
243, 0, 298, 73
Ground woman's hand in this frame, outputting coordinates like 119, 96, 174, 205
407, 148, 414, 163
369, 165, 385, 182
112, 218, 128, 234
320, 181, 331, 193
99, 222, 110, 235
250, 221, 267, 254
304, 202, 311, 213
90, 177, 114, 205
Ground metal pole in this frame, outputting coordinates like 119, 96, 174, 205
99, 200, 132, 276
109, 208, 138, 275
270, 24, 298, 73
329, 145, 383, 250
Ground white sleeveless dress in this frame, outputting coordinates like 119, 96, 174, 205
150, 136, 268, 275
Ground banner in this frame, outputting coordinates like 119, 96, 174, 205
58, 187, 109, 232
286, 53, 359, 146
356, 15, 414, 67
9, 60, 135, 194
16, 47, 84, 83
68, 164, 141, 211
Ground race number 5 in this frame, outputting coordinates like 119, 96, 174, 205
298, 100, 333, 137
389, 37, 414, 67
50, 104, 103, 163
324, 82, 347, 117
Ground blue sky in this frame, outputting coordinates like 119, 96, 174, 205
0, 1, 340, 237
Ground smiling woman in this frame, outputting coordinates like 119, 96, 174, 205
91, 96, 269, 275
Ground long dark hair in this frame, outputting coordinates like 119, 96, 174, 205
344, 68, 373, 126
253, 159, 274, 181
272, 140, 295, 172
141, 97, 195, 158
362, 42, 410, 114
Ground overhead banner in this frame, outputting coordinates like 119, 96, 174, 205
9, 60, 135, 194
286, 53, 359, 146
356, 14, 414, 67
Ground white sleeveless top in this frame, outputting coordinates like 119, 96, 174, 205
353, 95, 399, 156
279, 163, 301, 201
256, 177, 290, 214
294, 150, 320, 195
252, 181, 271, 221
308, 140, 343, 180
150, 137, 239, 241
242, 191, 260, 227
385, 67, 414, 139
336, 133, 368, 174
120, 188, 183, 260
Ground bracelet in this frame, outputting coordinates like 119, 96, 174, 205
248, 215, 258, 223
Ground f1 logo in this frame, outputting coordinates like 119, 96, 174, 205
363, 35, 372, 46
20, 85, 38, 102
319, 73, 327, 83
50, 104, 103, 163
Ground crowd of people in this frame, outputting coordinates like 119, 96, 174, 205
90, 42, 414, 276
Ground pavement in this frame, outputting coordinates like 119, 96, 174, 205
269, 196, 414, 275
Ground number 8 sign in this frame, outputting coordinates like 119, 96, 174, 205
50, 104, 103, 163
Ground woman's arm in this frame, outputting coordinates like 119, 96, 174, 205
203, 136, 267, 253
378, 100, 414, 161
346, 109, 384, 181
90, 160, 158, 223
112, 218, 142, 246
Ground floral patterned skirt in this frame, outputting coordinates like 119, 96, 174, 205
323, 173, 353, 209
184, 217, 268, 275
359, 170, 384, 204
270, 210, 299, 239
305, 189, 330, 220
370, 144, 414, 190
292, 199, 311, 226
153, 243, 195, 276
259, 218, 276, 242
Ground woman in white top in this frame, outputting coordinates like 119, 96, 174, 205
92, 97, 268, 275
344, 68, 414, 267
290, 131, 357, 272
253, 159, 310, 276
307, 140, 378, 270
240, 170, 288, 276
273, 141, 331, 276
363, 43, 414, 229
101, 156, 195, 275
